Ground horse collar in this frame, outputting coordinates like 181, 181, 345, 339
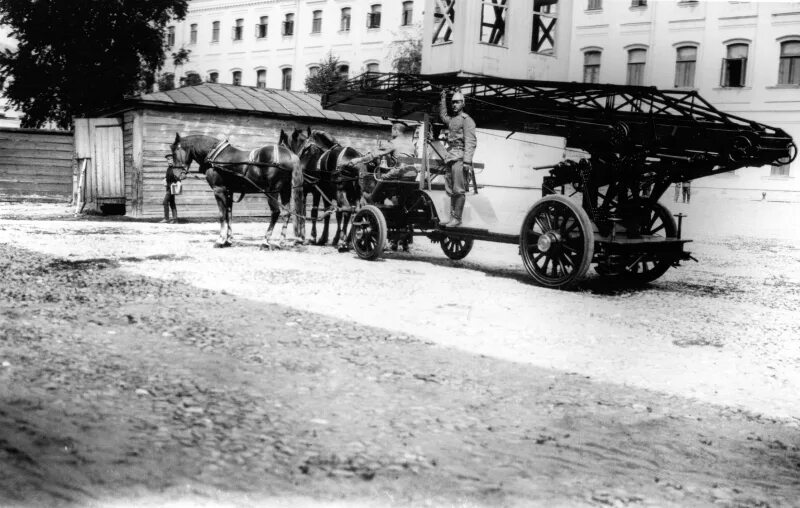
207, 139, 230, 163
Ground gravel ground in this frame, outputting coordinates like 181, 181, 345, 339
0, 194, 799, 507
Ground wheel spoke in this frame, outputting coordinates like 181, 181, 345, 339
650, 223, 665, 236
534, 215, 549, 233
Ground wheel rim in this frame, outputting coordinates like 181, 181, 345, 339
353, 214, 378, 256
441, 235, 473, 260
521, 196, 593, 288
350, 205, 386, 260
619, 203, 676, 281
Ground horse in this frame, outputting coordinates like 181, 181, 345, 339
169, 133, 305, 248
316, 141, 373, 251
279, 127, 339, 246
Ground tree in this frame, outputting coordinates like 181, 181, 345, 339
391, 34, 422, 74
182, 73, 203, 87
0, 0, 188, 129
305, 52, 346, 95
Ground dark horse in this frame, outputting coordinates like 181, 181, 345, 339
317, 140, 372, 251
279, 127, 339, 245
169, 133, 305, 248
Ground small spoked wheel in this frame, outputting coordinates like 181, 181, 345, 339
441, 235, 474, 260
350, 205, 387, 260
520, 195, 594, 289
602, 203, 677, 284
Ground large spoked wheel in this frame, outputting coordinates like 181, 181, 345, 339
603, 203, 677, 284
520, 195, 595, 289
350, 205, 387, 260
441, 235, 474, 260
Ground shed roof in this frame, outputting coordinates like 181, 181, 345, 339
126, 83, 389, 126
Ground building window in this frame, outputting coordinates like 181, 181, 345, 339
532, 0, 557, 55
312, 10, 322, 33
587, 0, 602, 10
283, 13, 294, 36
212, 21, 220, 43
337, 65, 349, 80
255, 69, 267, 89
778, 40, 800, 85
308, 66, 320, 78
480, 0, 507, 46
402, 1, 414, 26
233, 19, 244, 41
583, 51, 601, 83
674, 46, 696, 88
282, 68, 292, 90
167, 26, 175, 47
367, 4, 382, 29
208, 72, 219, 83
232, 71, 242, 86
366, 62, 379, 73
631, 0, 646, 6
190, 24, 197, 44
771, 162, 791, 177
340, 8, 351, 31
721, 43, 748, 87
627, 48, 646, 85
257, 16, 268, 38
433, 0, 455, 44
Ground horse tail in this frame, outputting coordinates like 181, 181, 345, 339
290, 152, 305, 240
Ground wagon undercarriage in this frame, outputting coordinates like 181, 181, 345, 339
322, 73, 795, 289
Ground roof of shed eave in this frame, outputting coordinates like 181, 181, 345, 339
111, 99, 389, 128
106, 85, 391, 127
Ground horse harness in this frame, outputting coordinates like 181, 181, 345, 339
206, 139, 295, 201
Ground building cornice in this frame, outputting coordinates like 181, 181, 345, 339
189, 0, 282, 14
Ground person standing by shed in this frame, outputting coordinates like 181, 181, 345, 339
438, 89, 477, 227
161, 153, 181, 223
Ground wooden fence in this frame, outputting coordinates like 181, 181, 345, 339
0, 128, 74, 202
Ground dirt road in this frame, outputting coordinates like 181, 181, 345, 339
1, 197, 799, 507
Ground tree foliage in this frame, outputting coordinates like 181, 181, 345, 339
182, 72, 203, 87
304, 52, 346, 95
391, 35, 422, 74
0, 0, 188, 128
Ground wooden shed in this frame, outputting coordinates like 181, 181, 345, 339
0, 128, 74, 202
90, 83, 390, 218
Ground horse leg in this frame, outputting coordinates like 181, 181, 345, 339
213, 187, 231, 248
261, 194, 281, 250
309, 191, 320, 245
338, 210, 353, 252
335, 190, 353, 252
226, 190, 234, 245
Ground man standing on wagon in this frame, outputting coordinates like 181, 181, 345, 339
438, 89, 477, 227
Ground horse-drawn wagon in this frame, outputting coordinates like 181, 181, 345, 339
322, 72, 796, 289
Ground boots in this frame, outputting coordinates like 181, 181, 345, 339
439, 194, 465, 227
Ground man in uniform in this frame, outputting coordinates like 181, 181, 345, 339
438, 89, 477, 227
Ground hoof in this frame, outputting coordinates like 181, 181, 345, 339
390, 241, 399, 251
214, 241, 231, 248
316, 238, 328, 247
337, 243, 350, 253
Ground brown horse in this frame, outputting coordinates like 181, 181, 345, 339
169, 133, 305, 248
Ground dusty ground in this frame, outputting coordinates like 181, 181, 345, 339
0, 192, 799, 507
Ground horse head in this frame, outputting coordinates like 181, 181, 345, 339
169, 133, 221, 174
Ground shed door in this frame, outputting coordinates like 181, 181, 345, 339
92, 119, 124, 199
74, 118, 124, 206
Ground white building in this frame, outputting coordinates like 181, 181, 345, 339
569, 0, 800, 193
165, 0, 420, 91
